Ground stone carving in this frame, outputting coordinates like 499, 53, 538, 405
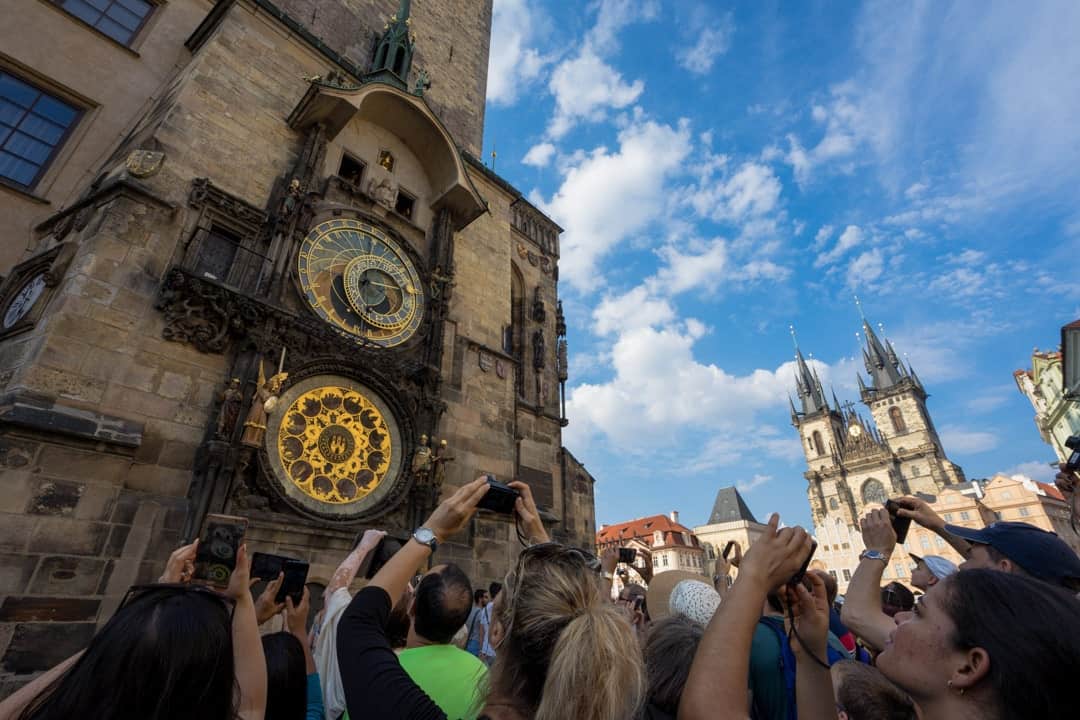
413, 68, 431, 97
430, 264, 453, 304
190, 178, 267, 227
215, 378, 243, 439
240, 360, 288, 448
532, 329, 545, 370
280, 177, 303, 220
157, 269, 265, 354
557, 339, 568, 382
531, 286, 546, 323
366, 164, 398, 211
125, 149, 165, 178
478, 352, 493, 373
432, 439, 453, 490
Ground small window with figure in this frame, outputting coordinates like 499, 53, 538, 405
338, 153, 365, 186
394, 188, 415, 219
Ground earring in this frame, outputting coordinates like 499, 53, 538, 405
947, 680, 965, 696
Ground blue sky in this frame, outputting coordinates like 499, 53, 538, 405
479, 0, 1080, 532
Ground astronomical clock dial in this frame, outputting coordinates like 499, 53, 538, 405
265, 376, 404, 520
2, 272, 46, 329
297, 218, 424, 347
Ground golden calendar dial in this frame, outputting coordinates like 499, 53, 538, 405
263, 376, 404, 520
297, 218, 424, 347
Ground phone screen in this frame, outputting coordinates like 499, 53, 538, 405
193, 514, 248, 588
250, 552, 289, 581
275, 560, 309, 604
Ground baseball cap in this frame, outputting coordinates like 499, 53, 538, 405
646, 570, 720, 625
945, 521, 1080, 587
909, 553, 958, 580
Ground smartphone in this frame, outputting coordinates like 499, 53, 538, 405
632, 596, 644, 612
787, 540, 818, 587
885, 499, 912, 544
722, 541, 737, 560
476, 474, 521, 514
618, 547, 637, 564
193, 514, 248, 588
250, 552, 291, 581
357, 536, 403, 580
275, 559, 309, 604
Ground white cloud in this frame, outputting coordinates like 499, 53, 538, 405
737, 474, 772, 493
544, 0, 657, 138
689, 161, 783, 223
812, 225, 834, 250
815, 225, 863, 267
784, 85, 869, 185
676, 13, 735, 75
940, 425, 999, 454
486, 0, 549, 106
1003, 461, 1058, 484
592, 286, 676, 337
538, 119, 693, 290
522, 142, 556, 168
845, 248, 884, 288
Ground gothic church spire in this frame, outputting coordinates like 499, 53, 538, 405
791, 326, 828, 416
368, 0, 415, 88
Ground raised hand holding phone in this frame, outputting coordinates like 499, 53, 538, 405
739, 514, 813, 592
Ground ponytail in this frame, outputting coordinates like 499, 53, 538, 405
534, 605, 645, 720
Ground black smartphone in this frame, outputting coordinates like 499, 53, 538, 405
476, 474, 521, 514
250, 552, 291, 581
618, 547, 637, 564
358, 536, 403, 580
885, 499, 912, 544
722, 541, 737, 560
193, 513, 248, 588
787, 540, 818, 587
275, 559, 309, 604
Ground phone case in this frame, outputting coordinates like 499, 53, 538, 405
275, 560, 309, 604
194, 514, 248, 588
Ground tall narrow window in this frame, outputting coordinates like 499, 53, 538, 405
510, 265, 525, 398
812, 430, 825, 457
193, 225, 241, 283
889, 406, 906, 433
54, 0, 155, 46
0, 72, 80, 189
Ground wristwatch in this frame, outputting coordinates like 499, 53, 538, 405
413, 527, 438, 553
859, 549, 888, 563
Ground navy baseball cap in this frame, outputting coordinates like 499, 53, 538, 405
945, 521, 1080, 588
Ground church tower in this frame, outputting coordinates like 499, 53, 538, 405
792, 310, 965, 591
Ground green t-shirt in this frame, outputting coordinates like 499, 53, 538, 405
749, 622, 788, 720
399, 644, 488, 720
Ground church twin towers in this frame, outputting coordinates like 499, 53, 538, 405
789, 315, 966, 579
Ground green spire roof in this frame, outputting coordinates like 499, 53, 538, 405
368, 0, 415, 89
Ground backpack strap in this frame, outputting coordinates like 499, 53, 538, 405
757, 616, 798, 720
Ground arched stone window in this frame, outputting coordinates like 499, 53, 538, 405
812, 430, 825, 457
829, 497, 839, 510
861, 478, 888, 506
889, 406, 906, 434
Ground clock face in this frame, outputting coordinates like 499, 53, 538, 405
297, 218, 424, 347
3, 273, 46, 329
264, 375, 404, 520
848, 424, 863, 438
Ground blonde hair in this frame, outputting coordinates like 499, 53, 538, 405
486, 553, 645, 720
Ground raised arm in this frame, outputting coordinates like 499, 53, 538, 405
327, 528, 387, 595
839, 509, 896, 651
227, 545, 268, 720
680, 514, 812, 720
787, 574, 838, 720
892, 496, 971, 556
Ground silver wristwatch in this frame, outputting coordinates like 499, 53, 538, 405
413, 527, 438, 552
859, 549, 888, 563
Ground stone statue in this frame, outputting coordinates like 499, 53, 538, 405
557, 339, 568, 382
413, 68, 431, 97
366, 164, 398, 211
430, 264, 453, 303
240, 361, 289, 448
215, 378, 243, 439
532, 328, 545, 370
532, 286, 546, 322
432, 439, 454, 488
280, 177, 302, 218
411, 434, 434, 485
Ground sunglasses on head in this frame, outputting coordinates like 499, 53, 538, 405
117, 583, 236, 621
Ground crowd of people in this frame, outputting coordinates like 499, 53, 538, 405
1, 467, 1079, 720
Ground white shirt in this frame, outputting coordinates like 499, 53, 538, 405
478, 600, 496, 657
313, 587, 352, 720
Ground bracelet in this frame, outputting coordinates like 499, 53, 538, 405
858, 549, 889, 563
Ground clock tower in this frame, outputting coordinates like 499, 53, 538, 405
791, 314, 965, 590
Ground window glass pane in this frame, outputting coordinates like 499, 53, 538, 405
60, 0, 104, 25
116, 0, 151, 16
0, 127, 10, 146
33, 95, 78, 126
0, 151, 39, 186
0, 101, 25, 126
94, 17, 133, 44
20, 113, 65, 144
0, 75, 38, 108
5, 132, 51, 164
106, 4, 142, 31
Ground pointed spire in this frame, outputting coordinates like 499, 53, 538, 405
368, 0, 416, 88
789, 394, 800, 424
856, 301, 904, 391
831, 386, 842, 411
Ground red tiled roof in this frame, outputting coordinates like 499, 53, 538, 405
1035, 481, 1066, 502
596, 514, 702, 550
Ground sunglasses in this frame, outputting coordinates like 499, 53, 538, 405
499, 543, 601, 635
118, 583, 236, 621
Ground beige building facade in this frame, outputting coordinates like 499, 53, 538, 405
693, 486, 769, 582
1015, 350, 1080, 464
0, 0, 594, 693
596, 512, 708, 593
